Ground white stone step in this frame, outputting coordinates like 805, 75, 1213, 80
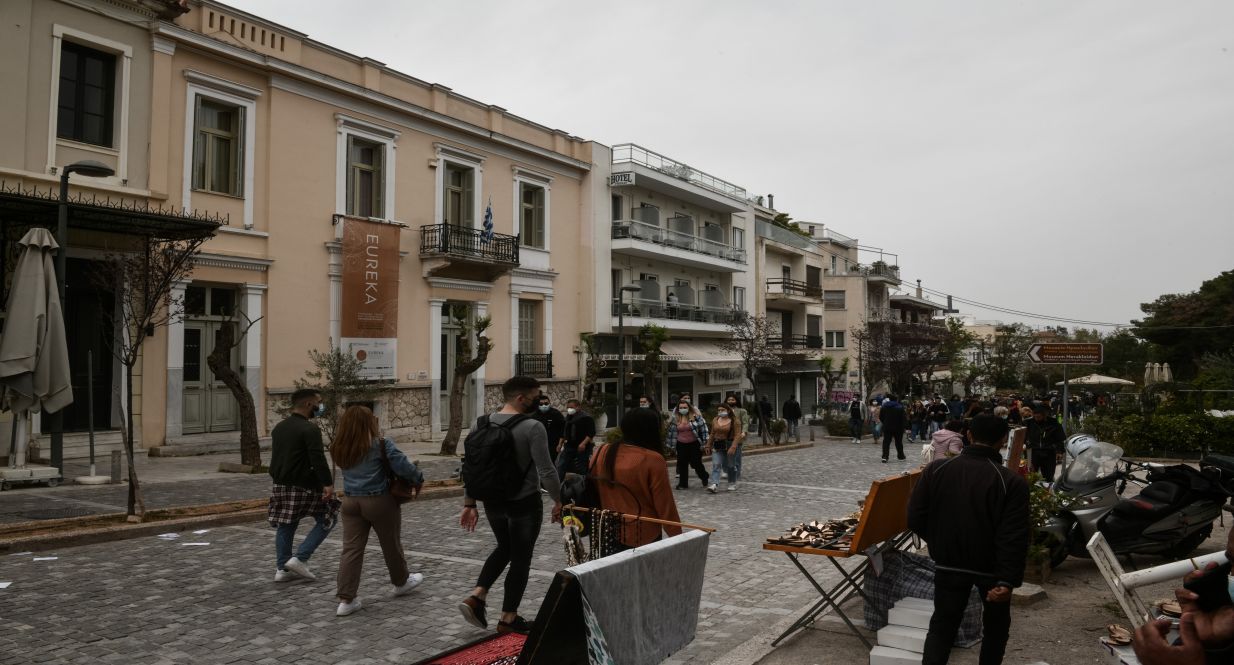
888, 606, 933, 630
870, 645, 923, 665
877, 625, 929, 653
893, 596, 934, 612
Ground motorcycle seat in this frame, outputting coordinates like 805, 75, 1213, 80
1202, 454, 1234, 476
1111, 481, 1185, 519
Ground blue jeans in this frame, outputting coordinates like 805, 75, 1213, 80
787, 419, 799, 439
928, 421, 943, 436
710, 445, 737, 486
910, 421, 923, 441
849, 419, 863, 440
274, 514, 333, 570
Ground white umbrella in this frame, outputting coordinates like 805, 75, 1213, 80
0, 228, 73, 468
1160, 363, 1173, 383
1143, 362, 1156, 386
1056, 374, 1136, 387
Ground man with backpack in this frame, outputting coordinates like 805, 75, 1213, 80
458, 376, 562, 635
556, 398, 596, 480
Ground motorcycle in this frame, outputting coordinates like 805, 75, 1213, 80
1040, 434, 1234, 568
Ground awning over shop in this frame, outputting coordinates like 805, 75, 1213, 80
0, 180, 225, 240
661, 340, 744, 370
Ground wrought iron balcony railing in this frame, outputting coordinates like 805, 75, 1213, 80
765, 278, 822, 298
419, 223, 519, 264
766, 334, 824, 350
515, 352, 553, 378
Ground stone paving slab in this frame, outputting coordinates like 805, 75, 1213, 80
0, 439, 914, 663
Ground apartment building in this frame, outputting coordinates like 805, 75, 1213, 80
0, 0, 604, 459
588, 144, 755, 417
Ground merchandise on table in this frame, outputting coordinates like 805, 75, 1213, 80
766, 509, 863, 550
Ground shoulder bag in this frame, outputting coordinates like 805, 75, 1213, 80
377, 438, 417, 504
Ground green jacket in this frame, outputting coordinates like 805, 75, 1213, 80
269, 414, 333, 489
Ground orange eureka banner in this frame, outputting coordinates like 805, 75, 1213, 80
340, 218, 399, 379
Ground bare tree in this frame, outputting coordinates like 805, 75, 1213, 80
94, 234, 210, 521
719, 315, 780, 439
206, 312, 263, 468
292, 348, 378, 456
818, 356, 850, 413
439, 305, 492, 456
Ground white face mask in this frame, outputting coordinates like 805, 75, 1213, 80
566, 407, 577, 415
538, 405, 550, 413
679, 408, 689, 415
718, 412, 730, 419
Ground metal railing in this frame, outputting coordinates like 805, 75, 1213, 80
818, 228, 857, 247
868, 307, 944, 327
611, 143, 748, 202
419, 224, 520, 264
864, 262, 901, 281
755, 219, 816, 251
515, 352, 553, 378
766, 278, 822, 298
611, 219, 747, 263
612, 297, 747, 325
766, 334, 824, 350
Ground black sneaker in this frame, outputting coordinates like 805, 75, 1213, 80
497, 615, 533, 635
897, 455, 906, 461
460, 595, 488, 629
881, 458, 888, 463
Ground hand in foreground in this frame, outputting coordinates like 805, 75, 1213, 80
322, 485, 335, 501
1177, 563, 1234, 647
985, 586, 1011, 603
411, 482, 423, 500
1134, 614, 1205, 665
550, 502, 563, 525
460, 506, 478, 532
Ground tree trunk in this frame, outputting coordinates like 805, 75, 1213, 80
124, 363, 145, 521
207, 323, 261, 467
438, 338, 490, 456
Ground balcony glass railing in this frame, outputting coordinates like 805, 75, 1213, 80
611, 143, 748, 202
612, 297, 747, 325
765, 278, 822, 298
419, 224, 519, 264
819, 228, 858, 247
612, 219, 747, 263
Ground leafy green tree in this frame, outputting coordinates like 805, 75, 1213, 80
818, 356, 850, 409
1134, 270, 1234, 379
984, 324, 1036, 390
293, 347, 379, 454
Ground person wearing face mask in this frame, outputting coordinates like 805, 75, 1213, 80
666, 400, 710, 490
555, 398, 596, 481
637, 395, 657, 413
268, 388, 338, 584
723, 395, 750, 483
705, 404, 744, 492
532, 395, 565, 463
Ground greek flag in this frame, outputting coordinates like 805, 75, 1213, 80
481, 198, 494, 243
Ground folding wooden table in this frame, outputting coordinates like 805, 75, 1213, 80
762, 470, 921, 649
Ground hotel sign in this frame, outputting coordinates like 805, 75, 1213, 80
609, 172, 636, 187
340, 218, 400, 379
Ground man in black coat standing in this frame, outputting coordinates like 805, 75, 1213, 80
532, 395, 566, 463
878, 393, 908, 462
908, 414, 1030, 665
782, 395, 803, 442
1025, 404, 1066, 482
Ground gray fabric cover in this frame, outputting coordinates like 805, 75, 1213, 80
0, 228, 73, 415
569, 529, 710, 665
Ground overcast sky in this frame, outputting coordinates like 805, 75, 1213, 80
242, 0, 1234, 329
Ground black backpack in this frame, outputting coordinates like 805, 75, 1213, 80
461, 414, 531, 501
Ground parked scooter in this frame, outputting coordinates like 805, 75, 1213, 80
1040, 434, 1234, 568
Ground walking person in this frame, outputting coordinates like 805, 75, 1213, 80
869, 398, 883, 443
909, 400, 927, 443
848, 397, 865, 444
331, 406, 425, 617
532, 395, 565, 463
782, 394, 803, 442
879, 393, 908, 463
268, 388, 338, 583
459, 376, 563, 635
929, 420, 966, 462
555, 398, 595, 480
667, 399, 710, 489
908, 415, 1030, 665
724, 394, 751, 485
927, 396, 950, 436
590, 408, 683, 552
1025, 404, 1066, 482
705, 402, 743, 492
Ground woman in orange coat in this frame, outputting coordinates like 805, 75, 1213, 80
591, 408, 683, 551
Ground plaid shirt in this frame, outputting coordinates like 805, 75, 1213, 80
267, 484, 341, 530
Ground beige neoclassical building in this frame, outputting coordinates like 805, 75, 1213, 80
0, 0, 608, 460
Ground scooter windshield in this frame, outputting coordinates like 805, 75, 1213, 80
1062, 440, 1124, 484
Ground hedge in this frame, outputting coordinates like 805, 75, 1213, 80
1079, 413, 1234, 456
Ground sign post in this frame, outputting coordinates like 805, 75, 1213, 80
1026, 343, 1103, 437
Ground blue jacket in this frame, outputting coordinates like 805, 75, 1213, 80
665, 415, 709, 450
341, 438, 424, 497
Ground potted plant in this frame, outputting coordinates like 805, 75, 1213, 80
768, 418, 788, 445
1025, 472, 1068, 583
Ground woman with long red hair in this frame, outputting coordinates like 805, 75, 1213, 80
331, 405, 424, 617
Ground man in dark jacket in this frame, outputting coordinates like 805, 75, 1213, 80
758, 396, 774, 439
848, 397, 865, 444
927, 396, 950, 436
878, 394, 908, 462
782, 395, 803, 441
268, 388, 337, 583
908, 414, 1030, 665
556, 398, 596, 479
533, 395, 566, 462
1025, 404, 1066, 482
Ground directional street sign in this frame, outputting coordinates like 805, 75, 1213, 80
1026, 342, 1103, 365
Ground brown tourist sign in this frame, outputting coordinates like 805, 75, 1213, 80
1026, 343, 1103, 365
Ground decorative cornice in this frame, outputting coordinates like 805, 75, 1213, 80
183, 69, 263, 99
427, 277, 492, 293
511, 165, 553, 185
151, 35, 177, 55
511, 267, 558, 282
194, 252, 273, 272
434, 142, 486, 165
335, 113, 400, 141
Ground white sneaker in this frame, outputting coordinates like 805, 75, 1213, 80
336, 598, 363, 616
284, 557, 317, 581
274, 569, 295, 583
726, 484, 737, 492
707, 484, 718, 494
392, 573, 424, 597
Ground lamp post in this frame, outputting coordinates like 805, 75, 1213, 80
615, 284, 642, 428
53, 160, 114, 473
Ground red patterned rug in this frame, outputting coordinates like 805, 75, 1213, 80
416, 633, 527, 665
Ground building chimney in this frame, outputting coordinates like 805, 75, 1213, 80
916, 279, 923, 298
767, 194, 774, 210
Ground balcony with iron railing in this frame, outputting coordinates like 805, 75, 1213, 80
765, 278, 823, 303
419, 223, 519, 281
611, 143, 748, 203
515, 352, 553, 378
867, 307, 946, 342
766, 333, 824, 353
611, 219, 747, 271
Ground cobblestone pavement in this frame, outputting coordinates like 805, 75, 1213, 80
0, 438, 912, 664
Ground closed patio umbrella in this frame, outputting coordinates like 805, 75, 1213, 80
1160, 363, 1173, 383
1144, 362, 1156, 386
1056, 374, 1136, 387
0, 228, 73, 468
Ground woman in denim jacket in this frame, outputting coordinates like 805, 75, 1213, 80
665, 399, 710, 490
330, 405, 425, 617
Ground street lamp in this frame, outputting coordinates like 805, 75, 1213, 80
53, 160, 114, 473
615, 283, 642, 428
